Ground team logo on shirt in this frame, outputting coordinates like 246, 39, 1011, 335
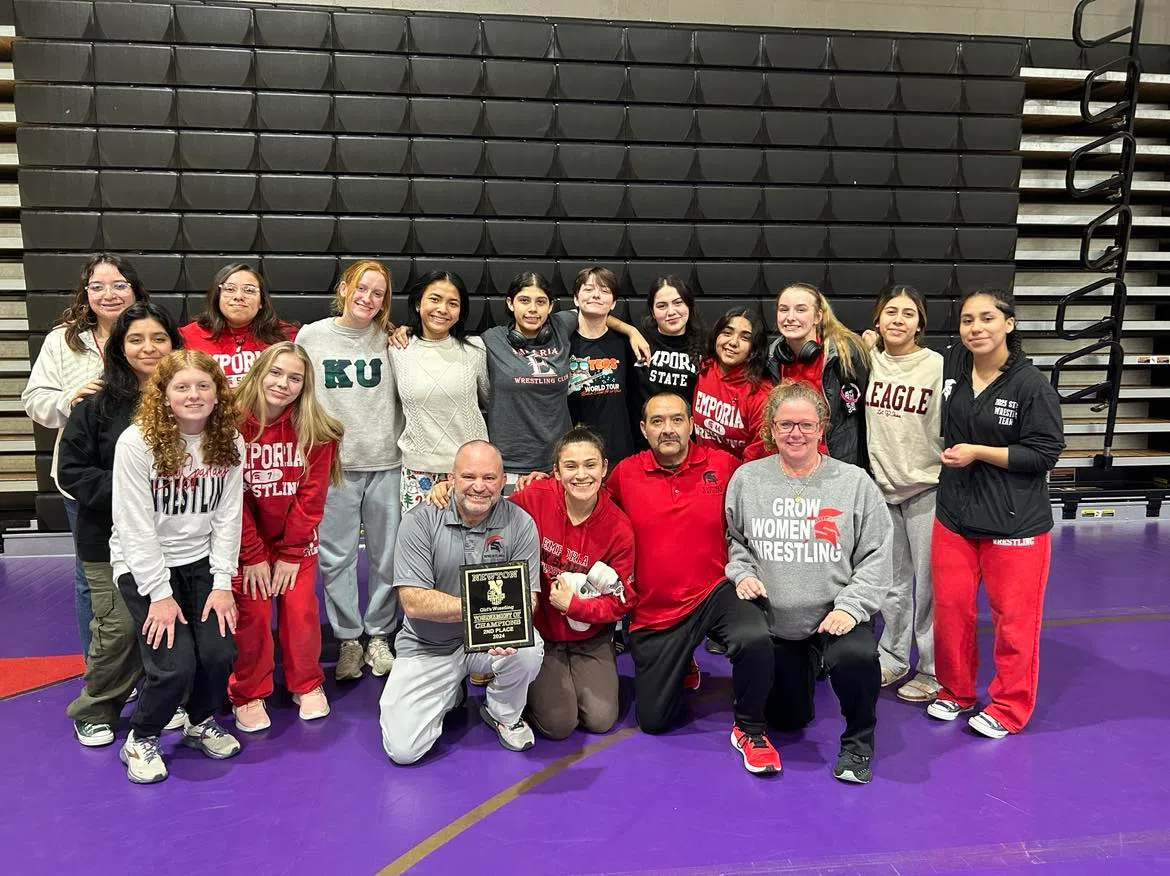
484, 534, 505, 560
839, 382, 862, 415
701, 470, 722, 494
744, 500, 844, 563
942, 378, 956, 400
322, 358, 383, 389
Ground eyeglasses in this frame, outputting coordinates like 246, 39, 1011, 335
87, 281, 132, 294
220, 284, 260, 296
773, 420, 820, 435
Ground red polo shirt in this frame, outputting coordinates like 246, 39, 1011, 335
607, 442, 741, 632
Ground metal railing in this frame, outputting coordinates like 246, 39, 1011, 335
1049, 0, 1144, 469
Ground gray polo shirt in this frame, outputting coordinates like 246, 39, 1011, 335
393, 497, 540, 656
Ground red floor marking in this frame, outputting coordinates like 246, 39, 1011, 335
0, 655, 85, 699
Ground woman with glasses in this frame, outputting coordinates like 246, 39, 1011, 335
180, 263, 296, 386
725, 380, 892, 784
23, 253, 149, 656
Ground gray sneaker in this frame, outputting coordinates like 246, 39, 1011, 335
164, 705, 188, 731
833, 751, 872, 784
74, 720, 114, 747
365, 635, 394, 677
181, 717, 241, 760
968, 711, 1010, 739
480, 704, 535, 752
335, 639, 365, 681
120, 731, 168, 784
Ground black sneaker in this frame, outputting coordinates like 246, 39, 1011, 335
704, 637, 727, 655
833, 751, 872, 784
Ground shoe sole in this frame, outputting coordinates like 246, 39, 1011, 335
232, 714, 271, 733
729, 733, 780, 775
897, 684, 939, 703
119, 747, 167, 784
479, 705, 534, 752
833, 769, 871, 784
366, 658, 393, 677
469, 675, 494, 687
926, 702, 974, 721
180, 734, 241, 760
75, 729, 114, 748
880, 670, 909, 688
968, 715, 1010, 739
334, 665, 364, 681
293, 697, 331, 721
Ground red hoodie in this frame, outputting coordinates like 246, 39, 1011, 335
692, 359, 773, 461
179, 321, 297, 386
239, 408, 336, 566
509, 478, 637, 643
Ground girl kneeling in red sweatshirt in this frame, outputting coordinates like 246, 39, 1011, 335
509, 426, 637, 740
228, 342, 344, 731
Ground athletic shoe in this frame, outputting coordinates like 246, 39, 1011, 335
880, 666, 909, 687
613, 629, 626, 655
480, 704, 535, 752
730, 725, 781, 775
896, 673, 940, 703
119, 731, 167, 784
469, 672, 494, 687
74, 720, 114, 747
163, 706, 188, 732
181, 717, 241, 760
926, 698, 975, 721
126, 686, 139, 703
683, 657, 701, 692
968, 711, 1011, 739
233, 699, 271, 733
833, 751, 872, 784
704, 637, 727, 655
365, 635, 394, 677
293, 686, 330, 721
335, 639, 365, 681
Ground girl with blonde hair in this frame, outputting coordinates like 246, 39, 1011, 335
228, 342, 344, 731
109, 350, 245, 783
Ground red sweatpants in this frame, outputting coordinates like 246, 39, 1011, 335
930, 520, 1051, 733
228, 557, 324, 704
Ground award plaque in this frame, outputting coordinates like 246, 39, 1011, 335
460, 561, 535, 652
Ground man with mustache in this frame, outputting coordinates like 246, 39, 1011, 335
378, 441, 544, 764
607, 393, 780, 775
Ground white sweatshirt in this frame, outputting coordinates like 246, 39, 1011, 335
864, 346, 944, 505
21, 326, 103, 493
109, 425, 244, 602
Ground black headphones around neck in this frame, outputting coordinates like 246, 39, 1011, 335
506, 323, 553, 349
773, 337, 823, 365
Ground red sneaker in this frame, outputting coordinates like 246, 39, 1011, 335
683, 656, 701, 691
731, 724, 782, 775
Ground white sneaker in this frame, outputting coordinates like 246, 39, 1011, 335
335, 639, 365, 681
164, 705, 188, 731
480, 704, 535, 752
181, 717, 241, 760
233, 699, 271, 733
74, 720, 114, 747
292, 685, 330, 721
968, 711, 1011, 739
365, 635, 394, 677
120, 731, 168, 784
926, 699, 975, 721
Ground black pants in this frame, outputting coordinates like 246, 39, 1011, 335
766, 622, 879, 758
628, 580, 773, 734
118, 557, 237, 738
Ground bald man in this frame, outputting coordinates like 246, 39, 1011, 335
379, 441, 544, 764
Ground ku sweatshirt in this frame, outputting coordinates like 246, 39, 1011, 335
864, 346, 944, 504
725, 455, 893, 641
509, 478, 637, 642
295, 318, 403, 471
239, 407, 336, 567
109, 425, 245, 602
179, 321, 296, 386
692, 359, 773, 461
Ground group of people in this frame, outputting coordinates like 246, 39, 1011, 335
23, 252, 1065, 786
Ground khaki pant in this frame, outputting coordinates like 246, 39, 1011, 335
66, 562, 141, 725
526, 629, 619, 740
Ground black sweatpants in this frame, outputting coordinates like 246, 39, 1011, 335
118, 557, 237, 738
628, 580, 773, 734
765, 622, 879, 758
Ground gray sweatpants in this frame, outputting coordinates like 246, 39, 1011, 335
878, 487, 936, 679
318, 468, 402, 640
379, 633, 545, 765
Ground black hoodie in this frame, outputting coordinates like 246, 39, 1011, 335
57, 393, 136, 563
937, 344, 1065, 539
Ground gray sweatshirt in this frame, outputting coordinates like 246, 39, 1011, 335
725, 455, 893, 640
295, 318, 403, 471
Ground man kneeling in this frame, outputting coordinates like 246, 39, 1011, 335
379, 441, 544, 764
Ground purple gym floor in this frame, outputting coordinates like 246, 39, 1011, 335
2, 521, 1168, 874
